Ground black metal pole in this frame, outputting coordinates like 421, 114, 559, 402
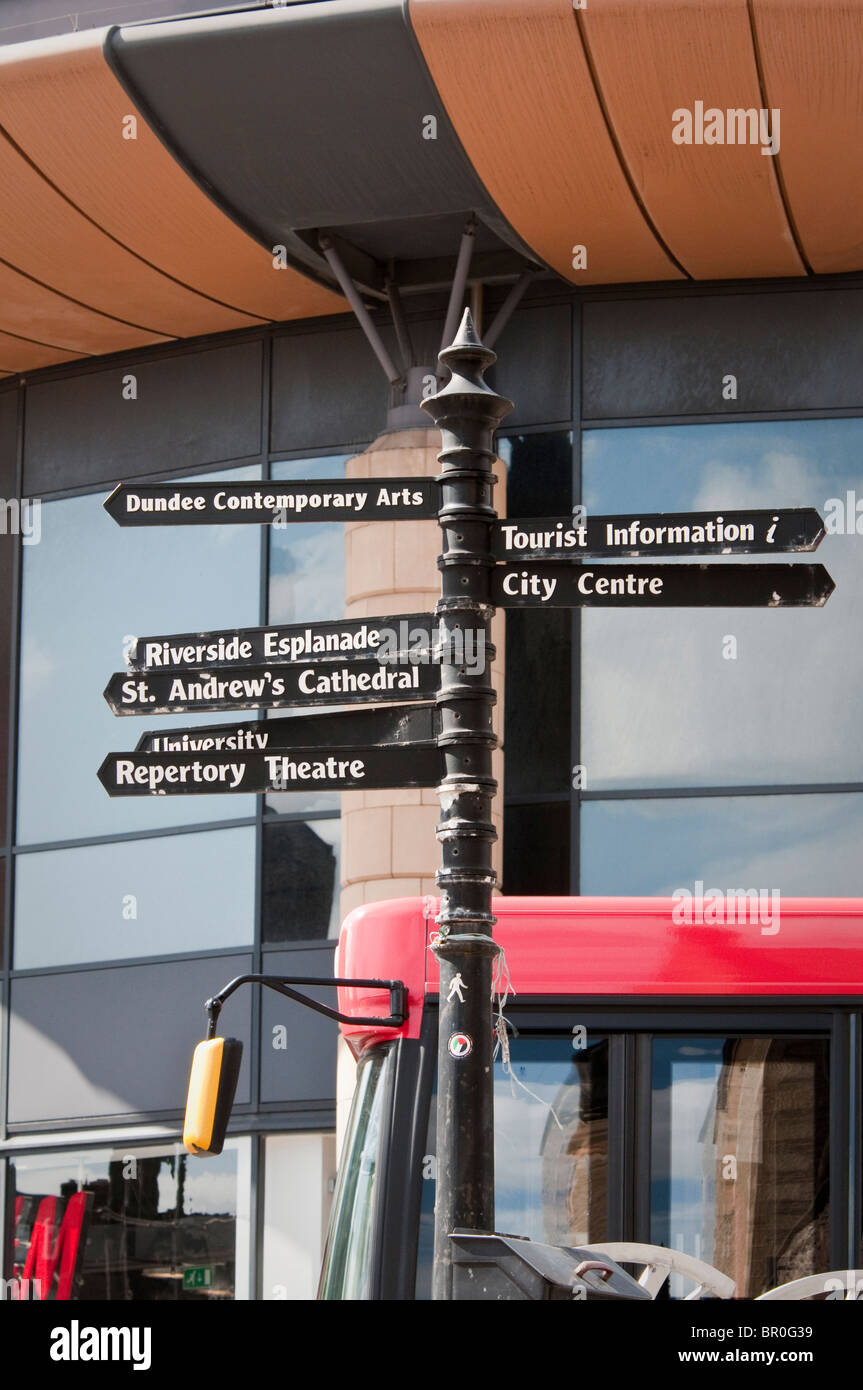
421, 309, 512, 1300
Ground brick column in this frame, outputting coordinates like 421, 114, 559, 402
339, 427, 505, 920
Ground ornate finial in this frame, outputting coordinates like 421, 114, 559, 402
421, 308, 513, 427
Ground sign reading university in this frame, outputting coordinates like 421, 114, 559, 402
491, 507, 825, 560
104, 478, 438, 525
134, 704, 438, 755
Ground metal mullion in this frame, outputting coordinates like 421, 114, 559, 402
249, 334, 271, 1134
581, 782, 863, 800
30, 452, 266, 504
267, 441, 369, 465
829, 1011, 851, 1272
633, 1032, 654, 1244
1, 384, 25, 1155
606, 1031, 632, 1242
12, 817, 258, 856
570, 299, 583, 894
844, 1011, 856, 1273
10, 944, 253, 981
583, 406, 863, 429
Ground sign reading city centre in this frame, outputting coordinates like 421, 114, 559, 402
99, 458, 834, 796
492, 561, 834, 608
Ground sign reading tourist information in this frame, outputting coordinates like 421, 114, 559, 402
98, 743, 443, 797
104, 478, 439, 525
104, 659, 439, 715
134, 703, 438, 754
491, 562, 834, 608
124, 613, 438, 671
490, 508, 825, 559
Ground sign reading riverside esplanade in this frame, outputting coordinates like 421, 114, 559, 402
98, 419, 833, 799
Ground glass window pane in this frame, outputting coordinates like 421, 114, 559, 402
651, 1037, 830, 1298
268, 455, 349, 625
319, 1046, 392, 1300
7, 1140, 249, 1301
504, 802, 569, 895
581, 419, 863, 788
261, 1133, 337, 1300
17, 466, 262, 843
505, 609, 571, 795
416, 1034, 609, 1297
499, 432, 572, 519
14, 825, 255, 968
261, 818, 340, 942
580, 793, 863, 897
266, 455, 350, 816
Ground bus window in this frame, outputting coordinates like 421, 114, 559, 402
650, 1036, 830, 1298
318, 1045, 393, 1300
416, 1035, 609, 1297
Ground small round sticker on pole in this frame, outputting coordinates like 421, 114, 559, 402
448, 1032, 473, 1059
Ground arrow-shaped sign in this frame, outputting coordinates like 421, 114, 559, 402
124, 612, 438, 672
491, 562, 835, 608
104, 659, 440, 715
490, 508, 824, 560
104, 478, 439, 525
98, 743, 443, 797
134, 703, 438, 753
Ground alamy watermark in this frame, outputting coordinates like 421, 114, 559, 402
672, 102, 780, 156
375, 620, 486, 676
673, 881, 780, 935
0, 496, 40, 545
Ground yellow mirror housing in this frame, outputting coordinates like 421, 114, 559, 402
183, 1037, 243, 1155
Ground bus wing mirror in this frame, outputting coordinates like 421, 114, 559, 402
183, 1037, 243, 1156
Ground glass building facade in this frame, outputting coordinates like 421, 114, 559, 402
2, 276, 862, 1298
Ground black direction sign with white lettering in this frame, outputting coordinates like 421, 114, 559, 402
125, 613, 436, 672
490, 508, 824, 560
135, 703, 438, 754
104, 659, 440, 715
491, 562, 835, 608
104, 478, 438, 525
98, 743, 443, 797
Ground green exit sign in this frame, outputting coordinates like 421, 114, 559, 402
183, 1266, 214, 1290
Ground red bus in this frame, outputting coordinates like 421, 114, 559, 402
319, 895, 863, 1300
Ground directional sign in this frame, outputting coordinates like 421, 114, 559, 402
491, 562, 835, 608
135, 702, 438, 753
104, 478, 438, 525
490, 508, 825, 560
98, 744, 443, 796
104, 659, 440, 715
124, 613, 437, 672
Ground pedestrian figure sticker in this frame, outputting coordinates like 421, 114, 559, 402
448, 1032, 472, 1059
447, 973, 467, 1003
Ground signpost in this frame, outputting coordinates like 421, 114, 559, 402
99, 308, 835, 1304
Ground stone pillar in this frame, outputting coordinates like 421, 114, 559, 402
339, 427, 505, 921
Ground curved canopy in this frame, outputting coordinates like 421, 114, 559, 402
0, 0, 860, 378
